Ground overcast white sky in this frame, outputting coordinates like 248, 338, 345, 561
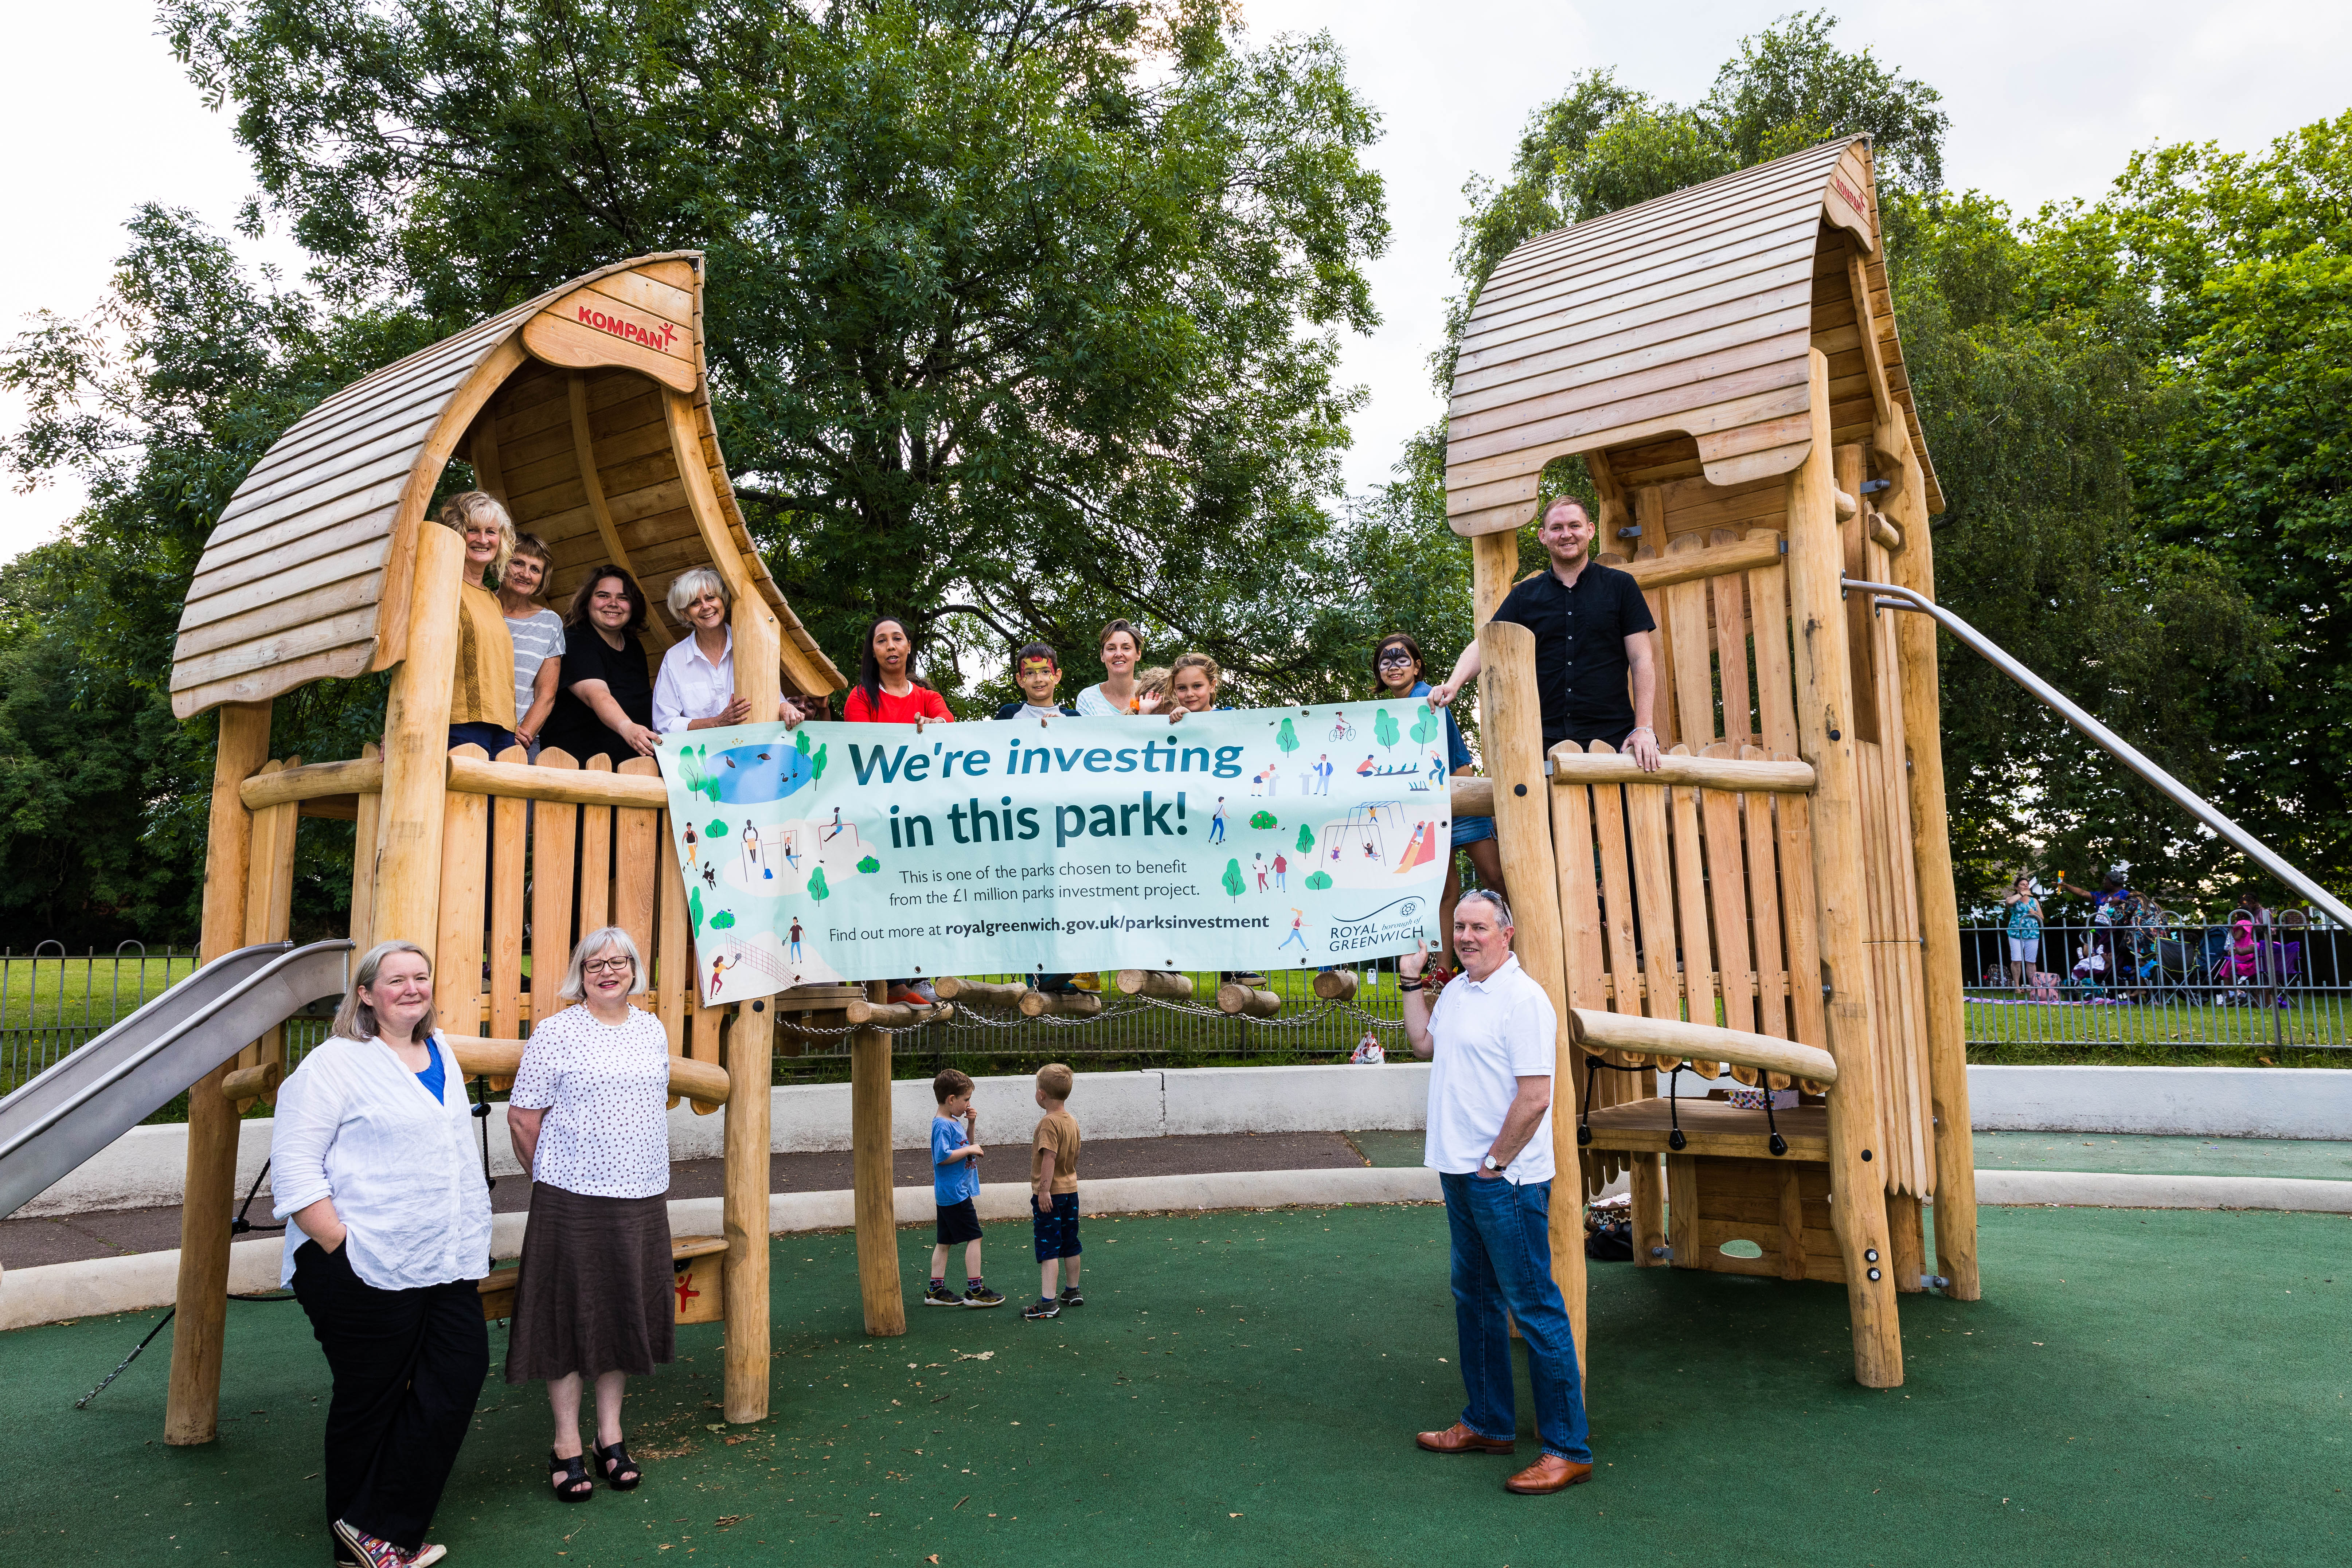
5, 0, 2348, 561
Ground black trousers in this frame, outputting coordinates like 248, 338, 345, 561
291, 1239, 488, 1551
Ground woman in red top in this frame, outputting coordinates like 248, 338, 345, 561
840, 617, 953, 728
841, 616, 951, 1004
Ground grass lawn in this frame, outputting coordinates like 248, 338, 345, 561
4, 1201, 2345, 1566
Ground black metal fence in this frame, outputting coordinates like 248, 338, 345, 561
1961, 918, 2350, 1051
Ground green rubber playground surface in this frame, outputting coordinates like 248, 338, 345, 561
3, 1203, 2346, 1566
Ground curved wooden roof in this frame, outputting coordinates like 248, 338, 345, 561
171, 253, 843, 718
1445, 137, 1941, 537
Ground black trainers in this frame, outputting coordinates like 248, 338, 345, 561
1022, 1298, 1061, 1321
962, 1284, 1007, 1308
922, 1283, 962, 1307
1058, 1285, 1084, 1307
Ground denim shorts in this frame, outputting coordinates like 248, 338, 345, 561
1451, 815, 1496, 849
1031, 1191, 1081, 1261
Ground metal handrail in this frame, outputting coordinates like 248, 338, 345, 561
1852, 576, 2352, 929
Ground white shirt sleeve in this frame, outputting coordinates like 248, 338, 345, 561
652, 640, 692, 734
268, 1048, 343, 1221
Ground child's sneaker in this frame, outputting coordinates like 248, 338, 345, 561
962, 1284, 1007, 1308
1058, 1285, 1084, 1307
332, 1521, 442, 1567
1022, 1298, 1062, 1321
922, 1283, 963, 1307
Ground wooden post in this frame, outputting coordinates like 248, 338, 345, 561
851, 980, 905, 1337
165, 699, 273, 1445
1477, 619, 1587, 1377
719, 542, 784, 1416
1471, 530, 1519, 629
1885, 421, 1982, 1299
1784, 347, 1904, 1388
1887, 1192, 1927, 1294
1629, 1155, 1666, 1266
347, 742, 383, 953
371, 522, 465, 950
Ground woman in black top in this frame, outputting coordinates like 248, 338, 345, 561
543, 566, 659, 764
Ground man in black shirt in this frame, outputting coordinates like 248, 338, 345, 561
1430, 497, 1662, 772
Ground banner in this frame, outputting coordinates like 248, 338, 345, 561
652, 702, 1453, 1002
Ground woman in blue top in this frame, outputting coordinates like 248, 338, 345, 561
1374, 633, 1505, 965
2000, 875, 2044, 994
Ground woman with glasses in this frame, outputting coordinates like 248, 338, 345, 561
504, 928, 676, 1502
1374, 633, 1505, 963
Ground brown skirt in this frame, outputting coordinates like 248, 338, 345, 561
504, 1182, 675, 1384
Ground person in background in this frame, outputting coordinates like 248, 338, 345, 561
504, 928, 676, 1503
994, 641, 1078, 720
842, 615, 949, 1001
840, 615, 953, 729
440, 491, 519, 755
542, 566, 659, 765
1400, 894, 1593, 1495
650, 567, 805, 735
1023, 1063, 1083, 1321
499, 532, 563, 756
1375, 631, 1505, 965
1073, 619, 1145, 715
271, 940, 491, 1568
1999, 875, 2044, 996
1428, 496, 1660, 773
1141, 650, 1224, 721
923, 1069, 1005, 1308
2058, 865, 2144, 994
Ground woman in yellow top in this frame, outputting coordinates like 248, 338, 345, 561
440, 491, 520, 754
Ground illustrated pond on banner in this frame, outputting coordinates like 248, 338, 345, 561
652, 702, 1454, 1003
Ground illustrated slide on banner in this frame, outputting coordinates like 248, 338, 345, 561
652, 702, 1454, 1002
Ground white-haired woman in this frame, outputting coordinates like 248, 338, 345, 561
650, 567, 804, 735
439, 490, 519, 755
272, 939, 491, 1568
504, 928, 676, 1501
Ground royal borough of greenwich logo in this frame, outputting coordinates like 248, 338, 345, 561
577, 302, 680, 354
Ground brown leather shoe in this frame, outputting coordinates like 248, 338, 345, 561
1505, 1454, 1594, 1494
1415, 1421, 1514, 1455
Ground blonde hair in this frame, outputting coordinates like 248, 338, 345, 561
439, 490, 515, 587
1036, 1061, 1074, 1100
1132, 665, 1171, 710
559, 926, 650, 999
332, 941, 437, 1044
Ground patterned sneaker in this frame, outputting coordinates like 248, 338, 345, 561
1021, 1298, 1061, 1321
922, 1283, 963, 1307
332, 1521, 439, 1568
1058, 1285, 1084, 1307
962, 1284, 1007, 1308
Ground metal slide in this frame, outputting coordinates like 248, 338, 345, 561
1853, 576, 2352, 928
0, 941, 353, 1220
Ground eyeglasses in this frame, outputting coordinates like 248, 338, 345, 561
1376, 650, 1415, 666
582, 956, 633, 975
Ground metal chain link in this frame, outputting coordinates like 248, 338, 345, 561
776, 985, 1409, 1039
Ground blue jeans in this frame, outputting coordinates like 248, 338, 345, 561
1440, 1171, 1592, 1462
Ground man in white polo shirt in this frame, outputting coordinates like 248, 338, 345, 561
1401, 889, 1593, 1494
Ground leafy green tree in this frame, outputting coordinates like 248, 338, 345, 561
808, 867, 831, 902
164, 0, 1389, 698
1221, 858, 1245, 899
1276, 718, 1299, 756
1372, 708, 1399, 752
1409, 704, 1439, 747
1296, 823, 1314, 855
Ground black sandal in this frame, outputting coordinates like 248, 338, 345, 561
549, 1448, 594, 1502
596, 1438, 642, 1490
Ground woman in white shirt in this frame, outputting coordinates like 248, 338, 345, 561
271, 939, 491, 1568
650, 567, 804, 735
504, 928, 676, 1501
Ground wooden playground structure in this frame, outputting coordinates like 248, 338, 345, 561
142, 133, 1974, 1451
1447, 135, 1980, 1387
159, 253, 884, 1443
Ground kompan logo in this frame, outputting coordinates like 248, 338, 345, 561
577, 304, 680, 353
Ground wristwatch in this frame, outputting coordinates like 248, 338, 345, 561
1481, 1154, 1504, 1174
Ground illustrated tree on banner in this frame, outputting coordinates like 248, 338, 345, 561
1410, 705, 1441, 747
1277, 717, 1300, 759
1374, 708, 1400, 751
1223, 859, 1246, 899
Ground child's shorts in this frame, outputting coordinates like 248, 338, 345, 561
935, 1197, 982, 1246
1031, 1191, 1081, 1261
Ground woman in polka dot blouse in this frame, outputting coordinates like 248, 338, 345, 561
504, 927, 676, 1501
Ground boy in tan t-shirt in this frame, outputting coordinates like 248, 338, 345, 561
1023, 1062, 1083, 1321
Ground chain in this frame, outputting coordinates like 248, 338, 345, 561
775, 987, 1409, 1040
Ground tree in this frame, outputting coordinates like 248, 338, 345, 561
1372, 708, 1399, 752
1296, 823, 1314, 855
1276, 718, 1299, 757
163, 0, 1390, 699
1221, 858, 1245, 899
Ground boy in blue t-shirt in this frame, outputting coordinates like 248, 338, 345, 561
925, 1069, 1004, 1307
